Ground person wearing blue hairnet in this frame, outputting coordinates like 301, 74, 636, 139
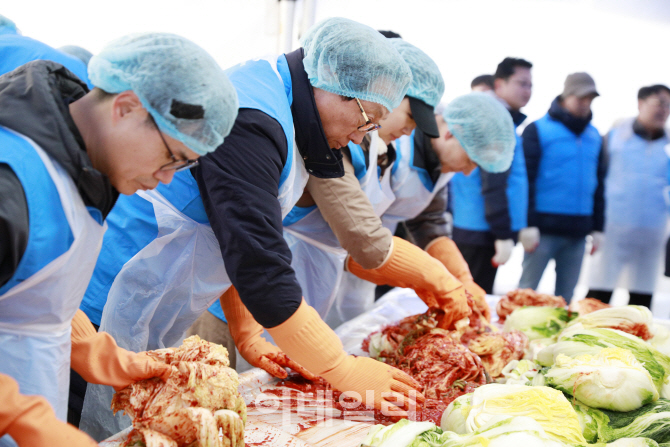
77, 17, 421, 440
58, 45, 94, 66
0, 32, 238, 447
276, 38, 472, 329
450, 57, 532, 294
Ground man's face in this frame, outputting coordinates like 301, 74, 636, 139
495, 67, 532, 111
377, 97, 416, 145
313, 87, 388, 149
95, 92, 200, 195
638, 91, 670, 131
562, 94, 596, 118
431, 115, 477, 175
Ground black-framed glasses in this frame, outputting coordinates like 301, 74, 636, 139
148, 115, 199, 172
355, 98, 382, 133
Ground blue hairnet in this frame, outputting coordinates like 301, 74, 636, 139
0, 15, 18, 35
59, 45, 93, 66
443, 92, 516, 173
389, 39, 444, 107
301, 17, 412, 112
88, 33, 238, 155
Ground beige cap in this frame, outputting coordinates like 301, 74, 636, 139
562, 72, 599, 98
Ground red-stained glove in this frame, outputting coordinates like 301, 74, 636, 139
0, 373, 97, 447
426, 237, 491, 321
70, 310, 171, 391
219, 286, 318, 380
267, 300, 425, 416
347, 236, 471, 329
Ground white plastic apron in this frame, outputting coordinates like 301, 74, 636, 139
0, 130, 106, 446
588, 120, 670, 294
81, 134, 309, 442
332, 134, 454, 327
287, 131, 395, 320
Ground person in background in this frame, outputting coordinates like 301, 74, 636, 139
78, 18, 422, 440
587, 84, 670, 308
0, 32, 238, 447
518, 72, 604, 301
0, 15, 89, 87
449, 57, 531, 294
471, 74, 495, 92
58, 45, 93, 66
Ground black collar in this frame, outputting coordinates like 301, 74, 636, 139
633, 119, 666, 141
548, 96, 592, 135
508, 109, 527, 128
285, 48, 344, 178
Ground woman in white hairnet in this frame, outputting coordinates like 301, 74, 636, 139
0, 32, 238, 447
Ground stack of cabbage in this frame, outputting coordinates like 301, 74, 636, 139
359, 305, 670, 447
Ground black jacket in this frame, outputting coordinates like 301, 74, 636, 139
193, 49, 342, 328
0, 61, 116, 288
522, 97, 606, 237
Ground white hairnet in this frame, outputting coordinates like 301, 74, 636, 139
88, 33, 238, 155
301, 17, 412, 112
443, 92, 516, 173
389, 38, 444, 107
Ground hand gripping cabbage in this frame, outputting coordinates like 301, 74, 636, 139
112, 336, 245, 447
545, 348, 658, 411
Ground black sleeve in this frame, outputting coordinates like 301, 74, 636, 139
592, 134, 608, 232
480, 169, 514, 240
0, 164, 29, 288
522, 123, 541, 227
193, 109, 302, 329
404, 186, 450, 249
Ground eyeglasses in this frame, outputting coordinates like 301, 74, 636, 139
647, 99, 670, 110
355, 98, 382, 133
148, 115, 199, 172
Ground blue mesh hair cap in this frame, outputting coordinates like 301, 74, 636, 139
389, 38, 444, 107
301, 17, 412, 112
59, 45, 94, 66
0, 15, 18, 35
443, 92, 516, 173
88, 33, 238, 155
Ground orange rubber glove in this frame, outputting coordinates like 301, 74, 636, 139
425, 236, 491, 321
0, 373, 97, 447
267, 300, 425, 415
347, 236, 470, 329
220, 287, 318, 380
70, 310, 171, 391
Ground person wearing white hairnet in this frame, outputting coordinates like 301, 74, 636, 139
0, 33, 238, 447
77, 17, 421, 440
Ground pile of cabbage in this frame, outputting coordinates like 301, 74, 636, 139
359, 304, 670, 447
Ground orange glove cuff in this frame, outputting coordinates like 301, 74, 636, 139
425, 236, 473, 283
0, 374, 97, 446
219, 287, 270, 355
70, 310, 169, 390
267, 299, 346, 377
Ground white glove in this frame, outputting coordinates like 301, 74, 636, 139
519, 227, 540, 252
589, 231, 604, 255
491, 239, 514, 267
